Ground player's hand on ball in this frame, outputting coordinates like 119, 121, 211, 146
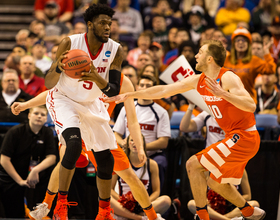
57, 50, 69, 72
79, 61, 99, 82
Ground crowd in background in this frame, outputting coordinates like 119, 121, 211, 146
0, 0, 280, 219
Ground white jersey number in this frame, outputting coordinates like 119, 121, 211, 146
208, 105, 223, 119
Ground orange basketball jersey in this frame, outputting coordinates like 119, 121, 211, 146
197, 67, 256, 135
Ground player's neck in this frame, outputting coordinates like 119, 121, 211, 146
204, 65, 221, 79
137, 99, 153, 105
86, 32, 103, 56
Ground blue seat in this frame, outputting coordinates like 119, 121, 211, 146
170, 111, 186, 130
170, 111, 186, 138
255, 114, 279, 128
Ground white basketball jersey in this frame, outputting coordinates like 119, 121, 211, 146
193, 111, 225, 148
56, 33, 120, 103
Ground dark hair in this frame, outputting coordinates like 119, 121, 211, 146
202, 40, 226, 67
178, 40, 196, 56
83, 3, 115, 23
13, 44, 27, 52
138, 74, 158, 86
126, 134, 147, 179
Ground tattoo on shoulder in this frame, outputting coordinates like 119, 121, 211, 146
111, 46, 124, 71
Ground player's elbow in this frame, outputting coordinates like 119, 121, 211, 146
248, 102, 256, 113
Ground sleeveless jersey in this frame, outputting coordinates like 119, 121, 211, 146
56, 33, 120, 103
118, 159, 151, 196
197, 67, 256, 135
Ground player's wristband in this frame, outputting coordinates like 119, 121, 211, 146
56, 66, 62, 74
187, 104, 195, 111
101, 83, 110, 93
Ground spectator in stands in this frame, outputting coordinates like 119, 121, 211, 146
164, 27, 178, 55
12, 45, 27, 57
256, 74, 279, 114
251, 40, 265, 88
109, 18, 120, 42
50, 44, 59, 62
183, 6, 208, 45
72, 21, 87, 34
177, 40, 197, 72
113, 75, 171, 191
120, 41, 130, 67
72, 0, 91, 25
180, 102, 260, 219
15, 29, 30, 47
0, 105, 57, 218
136, 53, 154, 75
32, 20, 46, 40
181, 0, 220, 18
0, 69, 33, 133
268, 16, 280, 63
276, 60, 280, 90
19, 55, 46, 96
34, 0, 74, 23
25, 32, 39, 55
211, 29, 228, 52
31, 40, 52, 75
42, 2, 70, 51
251, 0, 276, 33
127, 30, 153, 68
164, 28, 190, 65
111, 134, 171, 220
113, 0, 144, 49
3, 54, 21, 74
251, 32, 262, 42
122, 65, 138, 90
151, 14, 169, 48
144, 0, 182, 30
215, 0, 251, 36
182, 0, 216, 29
223, 27, 276, 103
149, 42, 166, 75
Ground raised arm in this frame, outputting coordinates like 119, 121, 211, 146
11, 90, 49, 115
179, 103, 198, 133
45, 37, 71, 89
205, 71, 256, 112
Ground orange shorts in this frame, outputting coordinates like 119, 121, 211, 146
196, 129, 260, 185
83, 143, 130, 174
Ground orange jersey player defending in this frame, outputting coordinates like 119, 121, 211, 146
105, 40, 266, 220
11, 74, 164, 220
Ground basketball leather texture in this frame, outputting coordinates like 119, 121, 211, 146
62, 49, 91, 79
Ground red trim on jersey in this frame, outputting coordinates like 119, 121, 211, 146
47, 88, 63, 127
84, 33, 104, 60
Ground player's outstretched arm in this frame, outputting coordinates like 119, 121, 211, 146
205, 72, 256, 112
45, 37, 71, 89
105, 74, 199, 103
11, 90, 49, 115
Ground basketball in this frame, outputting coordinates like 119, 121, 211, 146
62, 49, 91, 79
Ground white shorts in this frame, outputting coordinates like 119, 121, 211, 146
46, 87, 117, 152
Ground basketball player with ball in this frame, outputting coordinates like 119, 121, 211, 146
38, 3, 147, 220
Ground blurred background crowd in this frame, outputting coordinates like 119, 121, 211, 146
0, 0, 280, 219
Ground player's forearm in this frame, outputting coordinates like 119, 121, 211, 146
127, 85, 174, 100
127, 121, 144, 152
180, 105, 196, 132
26, 90, 49, 108
32, 155, 56, 173
221, 92, 256, 113
0, 156, 23, 184
146, 138, 169, 151
45, 64, 61, 89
